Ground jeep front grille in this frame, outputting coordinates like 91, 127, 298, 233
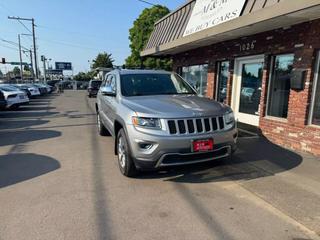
167, 116, 225, 135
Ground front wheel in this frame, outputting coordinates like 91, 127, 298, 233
117, 129, 137, 177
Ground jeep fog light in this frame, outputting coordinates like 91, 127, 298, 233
225, 111, 235, 125
138, 143, 153, 150
132, 117, 161, 129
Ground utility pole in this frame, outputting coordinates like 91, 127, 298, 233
18, 34, 23, 82
21, 34, 34, 81
29, 50, 34, 80
8, 16, 39, 79
41, 55, 47, 83
31, 18, 38, 79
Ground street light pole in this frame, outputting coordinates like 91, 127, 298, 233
18, 34, 23, 82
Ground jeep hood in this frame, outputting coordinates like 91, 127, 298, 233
121, 95, 228, 118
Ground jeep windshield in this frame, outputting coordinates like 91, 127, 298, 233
120, 73, 196, 97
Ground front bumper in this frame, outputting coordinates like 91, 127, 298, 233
6, 98, 29, 108
126, 125, 237, 170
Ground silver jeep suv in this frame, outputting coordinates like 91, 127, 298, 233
96, 69, 237, 177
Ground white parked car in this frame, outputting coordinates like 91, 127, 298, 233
0, 85, 29, 109
15, 84, 41, 97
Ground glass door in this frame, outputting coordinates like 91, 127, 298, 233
232, 56, 264, 126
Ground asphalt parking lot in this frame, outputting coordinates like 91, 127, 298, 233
0, 91, 319, 240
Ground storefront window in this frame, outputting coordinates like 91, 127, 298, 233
311, 52, 320, 126
267, 54, 294, 118
182, 64, 208, 96
239, 62, 263, 115
216, 61, 229, 103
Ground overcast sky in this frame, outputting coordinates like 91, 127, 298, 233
0, 0, 185, 74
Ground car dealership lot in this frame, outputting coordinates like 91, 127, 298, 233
0, 91, 319, 240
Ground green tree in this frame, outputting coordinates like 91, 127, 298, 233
125, 5, 172, 70
24, 64, 30, 72
74, 71, 94, 81
13, 66, 20, 76
92, 52, 114, 69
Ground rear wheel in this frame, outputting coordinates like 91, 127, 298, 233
97, 112, 109, 136
117, 129, 137, 177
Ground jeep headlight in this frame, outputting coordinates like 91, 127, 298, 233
132, 117, 161, 129
224, 111, 235, 125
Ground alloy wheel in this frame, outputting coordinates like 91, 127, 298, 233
118, 136, 126, 169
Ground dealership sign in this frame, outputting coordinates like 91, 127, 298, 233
55, 62, 72, 70
183, 0, 246, 37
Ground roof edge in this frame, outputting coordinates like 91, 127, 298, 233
154, 0, 195, 25
141, 0, 320, 57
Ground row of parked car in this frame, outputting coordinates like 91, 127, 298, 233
0, 83, 55, 110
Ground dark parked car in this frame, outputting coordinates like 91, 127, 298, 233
88, 80, 102, 98
47, 80, 60, 92
0, 90, 7, 110
33, 84, 48, 95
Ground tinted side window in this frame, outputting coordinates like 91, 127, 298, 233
106, 75, 116, 92
101, 79, 107, 87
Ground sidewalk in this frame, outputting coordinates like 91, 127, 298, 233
161, 135, 320, 237
235, 136, 320, 236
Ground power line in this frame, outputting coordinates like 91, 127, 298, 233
37, 37, 128, 54
8, 16, 39, 79
17, 19, 32, 34
21, 34, 33, 46
0, 3, 32, 33
0, 38, 29, 51
37, 24, 105, 40
137, 0, 157, 6
0, 43, 19, 51
37, 38, 103, 51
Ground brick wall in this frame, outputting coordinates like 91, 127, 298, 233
172, 19, 320, 155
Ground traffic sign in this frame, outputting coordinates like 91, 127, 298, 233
55, 62, 72, 70
10, 62, 29, 65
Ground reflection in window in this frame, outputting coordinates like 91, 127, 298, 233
182, 64, 208, 96
216, 61, 229, 103
267, 54, 294, 118
239, 63, 263, 115
312, 53, 320, 125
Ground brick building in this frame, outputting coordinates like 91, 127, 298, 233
141, 0, 320, 155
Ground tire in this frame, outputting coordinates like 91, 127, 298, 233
10, 105, 19, 110
117, 129, 137, 177
97, 112, 110, 136
226, 149, 233, 161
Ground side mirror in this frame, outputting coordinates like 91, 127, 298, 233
101, 86, 116, 97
